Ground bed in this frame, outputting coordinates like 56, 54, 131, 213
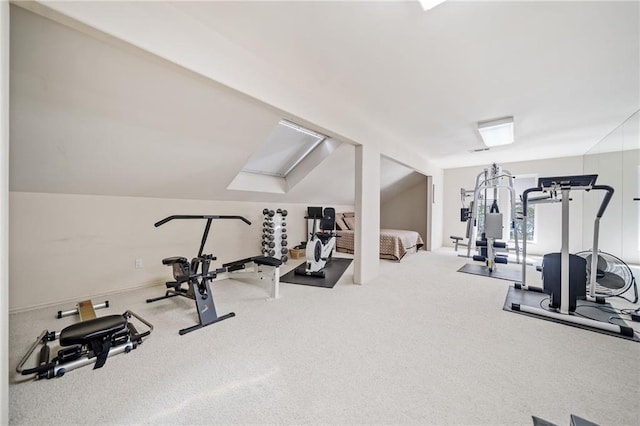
334, 213, 424, 261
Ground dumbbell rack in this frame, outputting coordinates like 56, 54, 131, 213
261, 208, 288, 263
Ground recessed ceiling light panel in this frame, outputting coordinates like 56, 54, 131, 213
478, 116, 515, 147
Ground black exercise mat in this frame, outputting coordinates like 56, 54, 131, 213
503, 286, 639, 342
281, 258, 352, 288
458, 263, 522, 282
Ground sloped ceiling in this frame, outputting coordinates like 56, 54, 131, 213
32, 0, 637, 171
9, 6, 361, 203
163, 0, 637, 169
10, 1, 638, 203
380, 156, 426, 204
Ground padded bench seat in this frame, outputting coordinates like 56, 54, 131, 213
162, 256, 188, 266
475, 240, 507, 249
223, 256, 283, 270
251, 256, 283, 267
59, 315, 127, 346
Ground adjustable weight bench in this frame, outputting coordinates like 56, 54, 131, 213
222, 255, 283, 299
17, 310, 153, 380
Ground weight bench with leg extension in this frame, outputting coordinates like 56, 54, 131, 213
17, 310, 153, 379
147, 253, 235, 335
147, 215, 252, 335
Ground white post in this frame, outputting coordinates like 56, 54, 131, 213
0, 0, 10, 422
560, 188, 571, 314
271, 266, 280, 300
354, 144, 380, 284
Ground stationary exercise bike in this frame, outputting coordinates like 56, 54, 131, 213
146, 214, 251, 335
295, 207, 336, 278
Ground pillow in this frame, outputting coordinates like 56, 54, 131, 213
335, 215, 349, 231
343, 216, 356, 230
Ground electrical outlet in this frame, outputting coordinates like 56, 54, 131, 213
135, 258, 143, 269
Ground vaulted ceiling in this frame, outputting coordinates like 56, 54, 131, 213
164, 0, 637, 168
8, 1, 639, 204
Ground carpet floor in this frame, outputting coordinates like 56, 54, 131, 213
8, 249, 640, 425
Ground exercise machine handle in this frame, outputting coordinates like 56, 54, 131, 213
591, 185, 614, 218
522, 187, 543, 212
154, 215, 251, 227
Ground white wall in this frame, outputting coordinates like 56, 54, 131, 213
9, 192, 353, 311
443, 156, 585, 256
583, 149, 640, 265
1, 0, 10, 421
380, 179, 427, 244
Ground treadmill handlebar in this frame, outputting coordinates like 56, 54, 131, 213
522, 185, 614, 219
592, 185, 614, 219
154, 215, 251, 227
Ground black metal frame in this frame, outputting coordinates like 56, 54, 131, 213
147, 215, 251, 335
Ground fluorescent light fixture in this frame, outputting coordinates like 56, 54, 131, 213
478, 116, 515, 147
418, 0, 447, 11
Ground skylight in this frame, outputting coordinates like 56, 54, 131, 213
228, 119, 341, 194
418, 0, 447, 11
242, 119, 326, 178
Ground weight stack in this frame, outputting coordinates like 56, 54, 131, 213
261, 208, 289, 263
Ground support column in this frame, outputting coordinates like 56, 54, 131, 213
354, 144, 380, 284
1, 0, 10, 422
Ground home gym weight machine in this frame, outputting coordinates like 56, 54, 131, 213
460, 163, 520, 271
17, 299, 153, 379
148, 214, 283, 333
512, 174, 635, 338
295, 206, 337, 278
